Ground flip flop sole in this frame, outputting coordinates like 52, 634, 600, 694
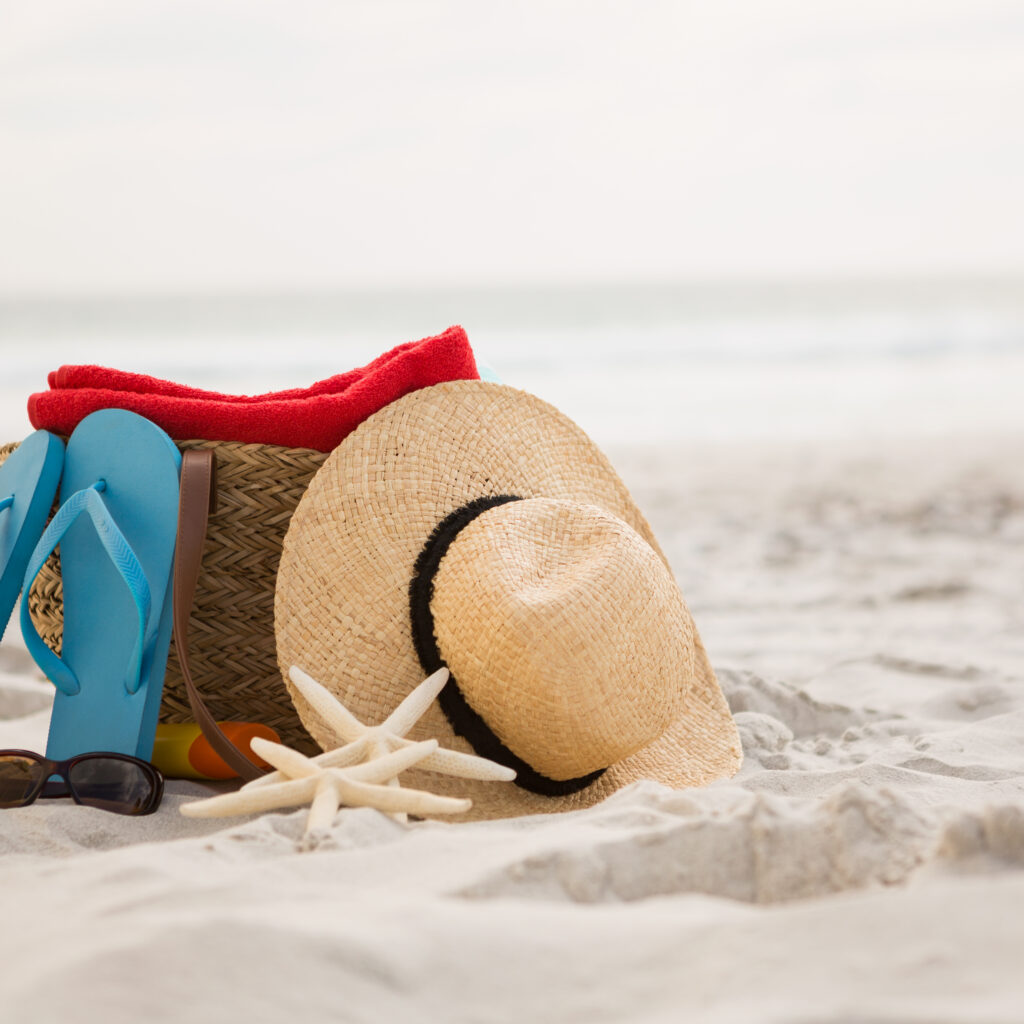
0, 431, 65, 641
45, 410, 181, 760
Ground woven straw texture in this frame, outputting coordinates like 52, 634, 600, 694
275, 380, 742, 820
433, 498, 693, 779
0, 437, 324, 751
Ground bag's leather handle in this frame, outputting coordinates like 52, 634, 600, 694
173, 449, 267, 781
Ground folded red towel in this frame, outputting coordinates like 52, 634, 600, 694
30, 326, 479, 452
46, 338, 430, 403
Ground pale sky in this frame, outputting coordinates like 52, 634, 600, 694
1, 0, 1023, 293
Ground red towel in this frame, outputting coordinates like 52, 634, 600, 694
46, 337, 430, 402
30, 326, 479, 452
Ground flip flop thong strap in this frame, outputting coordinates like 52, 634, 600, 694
0, 495, 13, 512
20, 484, 153, 697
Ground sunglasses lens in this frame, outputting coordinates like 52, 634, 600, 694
0, 755, 46, 807
67, 757, 159, 815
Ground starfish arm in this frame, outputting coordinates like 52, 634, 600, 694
303, 736, 371, 773
416, 745, 517, 782
343, 739, 439, 784
249, 737, 322, 780
365, 733, 392, 761
288, 665, 366, 743
179, 776, 320, 818
331, 773, 472, 816
305, 776, 342, 834
383, 773, 407, 825
380, 667, 450, 736
240, 737, 371, 791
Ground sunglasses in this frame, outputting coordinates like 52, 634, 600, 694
0, 749, 164, 816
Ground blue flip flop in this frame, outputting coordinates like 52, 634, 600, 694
20, 410, 181, 761
0, 431, 65, 640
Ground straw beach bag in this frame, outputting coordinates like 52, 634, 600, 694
7, 327, 482, 772
0, 436, 325, 754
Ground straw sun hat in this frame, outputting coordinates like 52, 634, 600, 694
274, 380, 741, 819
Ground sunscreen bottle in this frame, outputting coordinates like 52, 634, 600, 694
152, 722, 279, 780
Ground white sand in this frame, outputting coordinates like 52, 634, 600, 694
1, 433, 1022, 1023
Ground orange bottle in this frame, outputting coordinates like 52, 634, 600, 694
152, 722, 279, 780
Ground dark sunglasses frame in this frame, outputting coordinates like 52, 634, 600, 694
0, 749, 164, 815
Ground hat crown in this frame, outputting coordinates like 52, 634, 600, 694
431, 498, 694, 781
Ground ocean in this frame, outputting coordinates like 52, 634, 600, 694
1, 279, 1022, 446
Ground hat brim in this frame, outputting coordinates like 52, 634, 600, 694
275, 381, 741, 819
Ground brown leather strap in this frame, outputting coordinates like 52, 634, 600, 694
173, 449, 266, 781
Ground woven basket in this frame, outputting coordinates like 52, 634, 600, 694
0, 437, 327, 752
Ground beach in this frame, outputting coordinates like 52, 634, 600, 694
2, 423, 1022, 1022
4, 0, 1023, 1015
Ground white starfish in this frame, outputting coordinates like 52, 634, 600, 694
179, 740, 470, 831
248, 666, 516, 792
179, 665, 516, 835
